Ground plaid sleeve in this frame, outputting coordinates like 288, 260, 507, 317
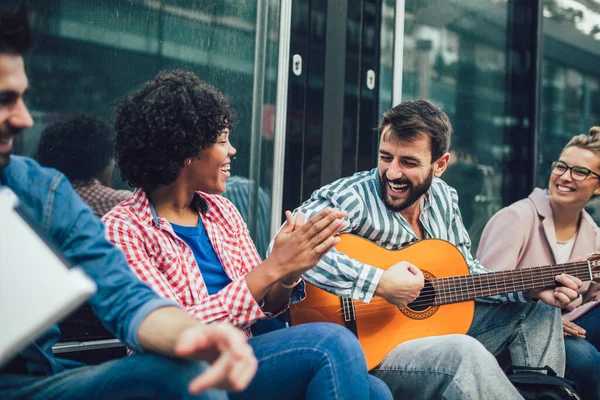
103, 216, 186, 305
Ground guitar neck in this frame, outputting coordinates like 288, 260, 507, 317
431, 261, 592, 305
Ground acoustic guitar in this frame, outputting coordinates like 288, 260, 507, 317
290, 234, 600, 370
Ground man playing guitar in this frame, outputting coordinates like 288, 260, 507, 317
272, 99, 582, 399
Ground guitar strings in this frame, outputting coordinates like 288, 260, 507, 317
333, 263, 589, 315
346, 263, 588, 308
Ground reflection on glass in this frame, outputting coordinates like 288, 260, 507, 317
540, 0, 600, 224
22, 0, 279, 250
544, 0, 600, 41
223, 176, 271, 258
378, 0, 395, 118
402, 0, 511, 253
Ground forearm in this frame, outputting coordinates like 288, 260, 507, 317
244, 258, 282, 301
262, 278, 298, 312
137, 306, 201, 357
244, 258, 297, 312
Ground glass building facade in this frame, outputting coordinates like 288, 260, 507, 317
391, 0, 600, 252
20, 0, 281, 257
16, 0, 600, 257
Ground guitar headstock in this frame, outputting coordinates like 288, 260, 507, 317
589, 253, 600, 281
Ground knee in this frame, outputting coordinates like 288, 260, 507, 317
309, 323, 365, 363
439, 335, 496, 364
565, 338, 600, 376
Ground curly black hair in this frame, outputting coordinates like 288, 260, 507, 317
115, 70, 236, 191
35, 114, 114, 182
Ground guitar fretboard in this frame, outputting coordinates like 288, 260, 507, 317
429, 261, 592, 306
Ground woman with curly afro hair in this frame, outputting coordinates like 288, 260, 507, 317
102, 70, 392, 400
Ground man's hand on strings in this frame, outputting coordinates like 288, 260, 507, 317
529, 273, 582, 308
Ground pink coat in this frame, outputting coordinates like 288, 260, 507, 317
477, 188, 600, 322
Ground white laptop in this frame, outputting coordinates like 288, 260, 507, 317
0, 187, 96, 367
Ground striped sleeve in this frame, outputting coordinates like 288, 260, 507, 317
447, 187, 529, 303
293, 179, 383, 303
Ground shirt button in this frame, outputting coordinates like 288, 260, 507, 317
359, 292, 365, 299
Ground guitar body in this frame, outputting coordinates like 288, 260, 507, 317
290, 235, 475, 370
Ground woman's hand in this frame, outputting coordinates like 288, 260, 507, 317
267, 208, 347, 281
562, 316, 586, 338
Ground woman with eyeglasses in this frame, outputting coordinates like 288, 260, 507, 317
477, 127, 600, 399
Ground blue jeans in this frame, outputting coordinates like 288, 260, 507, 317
573, 305, 600, 350
233, 322, 392, 400
0, 323, 389, 400
564, 306, 600, 400
371, 301, 563, 399
0, 353, 226, 400
564, 337, 600, 400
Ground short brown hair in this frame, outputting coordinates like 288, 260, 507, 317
378, 99, 452, 162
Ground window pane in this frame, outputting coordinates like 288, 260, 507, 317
539, 0, 600, 223
21, 0, 279, 255
401, 0, 512, 253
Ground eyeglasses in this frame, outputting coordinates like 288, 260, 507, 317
551, 161, 600, 181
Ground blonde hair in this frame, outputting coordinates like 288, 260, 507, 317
562, 127, 600, 160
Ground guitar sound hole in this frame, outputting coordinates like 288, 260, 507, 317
406, 280, 435, 311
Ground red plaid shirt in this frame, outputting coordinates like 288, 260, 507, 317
73, 179, 132, 217
102, 188, 275, 335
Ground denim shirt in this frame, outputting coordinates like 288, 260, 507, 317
0, 156, 175, 376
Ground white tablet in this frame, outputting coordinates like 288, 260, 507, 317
0, 187, 96, 366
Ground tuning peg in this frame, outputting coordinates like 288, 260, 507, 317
587, 252, 600, 261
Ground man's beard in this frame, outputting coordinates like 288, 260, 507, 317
379, 169, 434, 213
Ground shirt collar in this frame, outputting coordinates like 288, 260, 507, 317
529, 187, 552, 219
421, 187, 432, 211
72, 178, 102, 189
137, 189, 209, 228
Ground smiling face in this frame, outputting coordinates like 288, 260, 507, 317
377, 126, 438, 213
184, 128, 236, 194
0, 53, 33, 170
548, 146, 600, 210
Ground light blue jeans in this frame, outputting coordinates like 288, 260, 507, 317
371, 301, 563, 399
0, 353, 226, 400
233, 322, 392, 400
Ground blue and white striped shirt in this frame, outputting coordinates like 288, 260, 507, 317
293, 168, 528, 304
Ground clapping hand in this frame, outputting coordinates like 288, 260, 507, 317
268, 208, 347, 280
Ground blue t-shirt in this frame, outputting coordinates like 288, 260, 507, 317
171, 218, 232, 295
172, 216, 289, 336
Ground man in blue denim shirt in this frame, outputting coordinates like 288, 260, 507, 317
0, 4, 257, 399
